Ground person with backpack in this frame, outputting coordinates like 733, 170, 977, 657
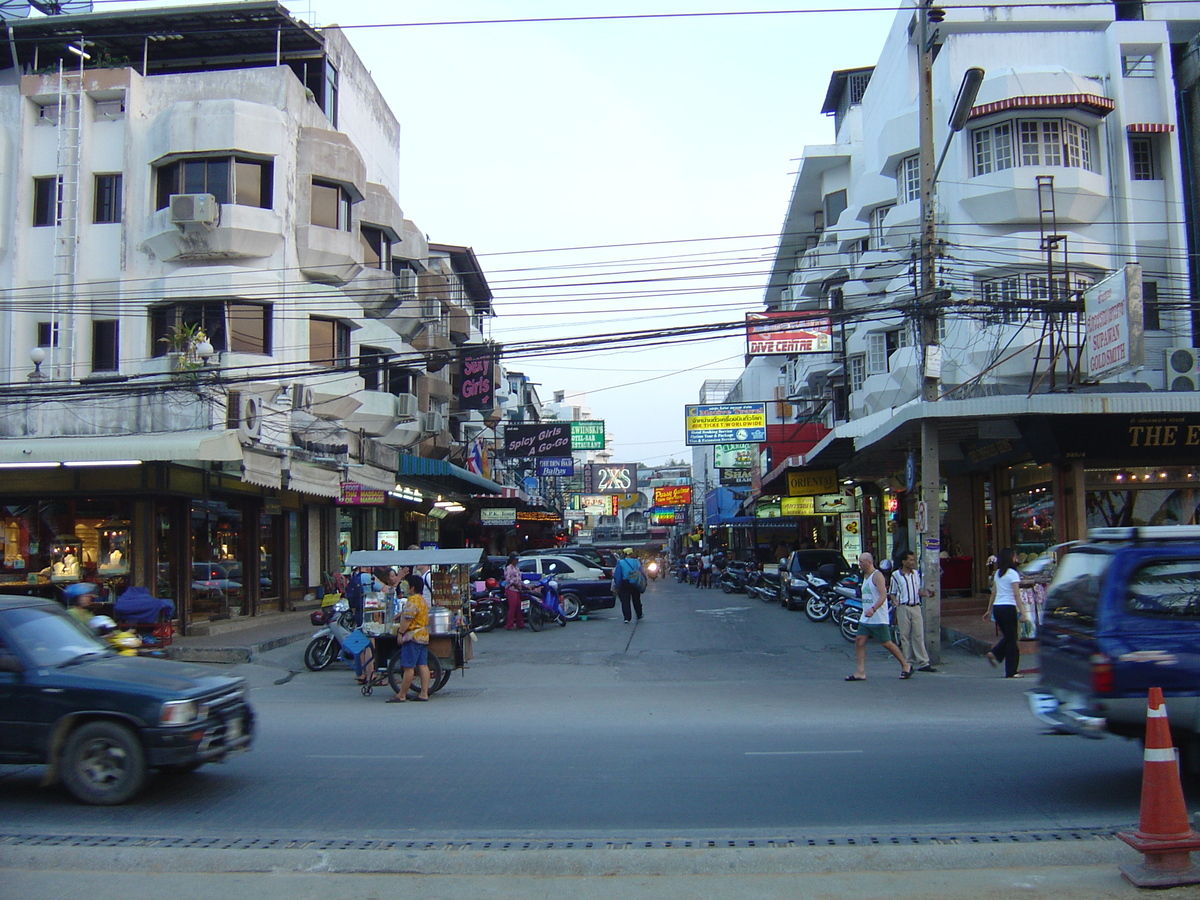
612, 548, 646, 624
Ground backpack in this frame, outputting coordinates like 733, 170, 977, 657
625, 559, 647, 592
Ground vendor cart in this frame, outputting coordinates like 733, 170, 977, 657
344, 548, 483, 697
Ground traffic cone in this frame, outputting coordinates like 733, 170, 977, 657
1117, 687, 1200, 887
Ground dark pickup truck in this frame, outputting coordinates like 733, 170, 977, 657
0, 595, 253, 804
1030, 526, 1200, 772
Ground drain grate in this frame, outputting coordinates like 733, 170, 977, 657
0, 828, 1121, 852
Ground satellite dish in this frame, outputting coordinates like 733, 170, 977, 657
29, 0, 93, 14
0, 0, 31, 19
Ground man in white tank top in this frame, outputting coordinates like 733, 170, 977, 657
846, 552, 914, 681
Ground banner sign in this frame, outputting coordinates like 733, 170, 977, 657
537, 457, 574, 477
586, 463, 639, 494
1084, 263, 1143, 379
457, 348, 494, 410
480, 507, 517, 526
684, 403, 767, 445
787, 469, 839, 496
517, 510, 560, 522
780, 496, 814, 516
576, 494, 618, 515
720, 467, 752, 487
840, 512, 863, 560
503, 423, 572, 457
814, 492, 855, 513
653, 484, 692, 506
746, 311, 834, 356
570, 420, 606, 450
339, 482, 386, 505
713, 443, 754, 469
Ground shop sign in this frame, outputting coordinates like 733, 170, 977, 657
576, 494, 618, 516
813, 492, 854, 513
586, 463, 638, 494
1021, 414, 1200, 463
376, 530, 400, 551
780, 496, 814, 516
719, 467, 752, 487
517, 510, 560, 523
745, 311, 833, 356
503, 423, 572, 458
457, 349, 495, 410
1085, 263, 1143, 380
756, 501, 782, 518
684, 403, 767, 445
650, 509, 677, 525
840, 512, 863, 560
537, 457, 574, 477
786, 469, 839, 496
713, 443, 754, 469
480, 507, 517, 526
570, 421, 606, 450
563, 509, 585, 522
653, 484, 692, 506
339, 482, 386, 505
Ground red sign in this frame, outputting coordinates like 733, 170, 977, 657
746, 312, 833, 356
654, 485, 692, 506
339, 482, 387, 505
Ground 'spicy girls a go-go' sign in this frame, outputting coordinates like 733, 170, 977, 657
503, 423, 572, 457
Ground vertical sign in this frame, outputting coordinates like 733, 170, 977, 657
457, 348, 494, 410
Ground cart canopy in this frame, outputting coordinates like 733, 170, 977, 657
345, 549, 485, 569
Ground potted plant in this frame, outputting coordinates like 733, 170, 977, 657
160, 323, 208, 371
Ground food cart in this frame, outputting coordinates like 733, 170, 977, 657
344, 548, 483, 697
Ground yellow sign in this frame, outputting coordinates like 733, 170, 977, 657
780, 496, 815, 516
786, 469, 839, 497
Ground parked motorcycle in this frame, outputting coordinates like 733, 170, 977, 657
718, 561, 753, 594
466, 579, 505, 633
827, 580, 864, 642
746, 569, 780, 602
303, 599, 360, 670
524, 573, 567, 631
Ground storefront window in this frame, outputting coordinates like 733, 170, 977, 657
259, 512, 279, 604
288, 511, 303, 589
191, 500, 245, 620
1085, 466, 1200, 527
1007, 463, 1053, 563
0, 499, 132, 594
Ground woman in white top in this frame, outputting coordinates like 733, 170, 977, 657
983, 547, 1026, 678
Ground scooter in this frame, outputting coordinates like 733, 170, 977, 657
524, 573, 566, 631
467, 580, 505, 633
746, 569, 780, 602
303, 599, 362, 671
646, 559, 660, 581
719, 561, 753, 594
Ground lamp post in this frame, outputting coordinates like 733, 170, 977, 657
917, 0, 983, 662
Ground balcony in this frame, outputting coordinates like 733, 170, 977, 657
142, 204, 284, 262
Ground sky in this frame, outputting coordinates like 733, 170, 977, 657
104, 0, 899, 466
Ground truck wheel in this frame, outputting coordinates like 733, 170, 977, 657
61, 721, 147, 805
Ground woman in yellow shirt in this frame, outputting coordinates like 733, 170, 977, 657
388, 574, 430, 702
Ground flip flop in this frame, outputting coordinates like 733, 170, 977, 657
844, 675, 866, 681
385, 696, 406, 703
411, 696, 429, 702
900, 668, 914, 679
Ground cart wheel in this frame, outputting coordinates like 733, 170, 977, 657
387, 648, 443, 697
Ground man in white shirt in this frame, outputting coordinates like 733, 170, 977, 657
888, 551, 937, 673
847, 552, 913, 681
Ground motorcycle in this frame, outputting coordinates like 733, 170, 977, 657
646, 560, 660, 581
303, 599, 361, 671
523, 573, 567, 631
718, 561, 753, 594
466, 579, 505, 633
745, 569, 780, 602
827, 580, 865, 642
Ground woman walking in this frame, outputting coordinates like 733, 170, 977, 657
503, 552, 525, 630
983, 547, 1026, 678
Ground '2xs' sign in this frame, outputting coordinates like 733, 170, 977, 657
597, 467, 633, 492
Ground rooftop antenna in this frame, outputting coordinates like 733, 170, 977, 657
0, 0, 96, 17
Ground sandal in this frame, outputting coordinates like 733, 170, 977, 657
385, 696, 406, 703
844, 675, 866, 681
900, 668, 914, 679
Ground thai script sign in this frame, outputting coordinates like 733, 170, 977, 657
503, 423, 572, 458
746, 311, 833, 356
653, 484, 692, 506
537, 457, 574, 477
570, 420, 606, 450
1085, 263, 1143, 379
684, 403, 767, 445
780, 496, 814, 516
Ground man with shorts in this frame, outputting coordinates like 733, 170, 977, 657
846, 552, 913, 682
388, 573, 431, 702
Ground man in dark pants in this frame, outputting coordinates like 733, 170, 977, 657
613, 547, 644, 623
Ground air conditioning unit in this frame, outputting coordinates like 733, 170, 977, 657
225, 390, 262, 442
290, 383, 315, 411
420, 411, 445, 434
394, 392, 418, 421
169, 193, 219, 229
1164, 348, 1200, 391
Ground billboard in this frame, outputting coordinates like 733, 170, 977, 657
1085, 263, 1144, 380
713, 443, 755, 469
653, 484, 692, 506
746, 311, 833, 356
570, 420, 606, 450
684, 403, 767, 445
586, 463, 639, 494
536, 457, 574, 477
576, 494, 618, 516
503, 423, 572, 457
457, 348, 494, 410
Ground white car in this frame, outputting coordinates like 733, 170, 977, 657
518, 556, 605, 581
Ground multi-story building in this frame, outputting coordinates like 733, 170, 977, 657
751, 1, 1200, 591
0, 3, 504, 629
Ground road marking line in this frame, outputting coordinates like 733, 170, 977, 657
744, 750, 863, 756
307, 755, 426, 759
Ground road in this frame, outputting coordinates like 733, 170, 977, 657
0, 575, 1157, 843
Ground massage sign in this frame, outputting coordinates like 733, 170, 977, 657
503, 423, 573, 458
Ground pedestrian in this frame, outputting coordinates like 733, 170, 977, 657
387, 573, 431, 702
698, 550, 712, 588
503, 552, 524, 630
846, 552, 913, 681
613, 547, 645, 623
64, 582, 99, 627
888, 551, 937, 673
983, 547, 1026, 678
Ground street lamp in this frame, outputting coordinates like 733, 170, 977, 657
28, 347, 48, 383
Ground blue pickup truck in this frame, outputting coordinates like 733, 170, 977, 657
1030, 526, 1200, 772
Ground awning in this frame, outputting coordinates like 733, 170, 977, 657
396, 452, 504, 496
0, 430, 242, 464
241, 450, 283, 489
287, 460, 342, 498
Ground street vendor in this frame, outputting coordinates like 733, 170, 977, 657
387, 573, 431, 703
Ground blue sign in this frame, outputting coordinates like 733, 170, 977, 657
537, 457, 574, 477
684, 403, 767, 445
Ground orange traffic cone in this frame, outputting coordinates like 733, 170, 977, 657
1118, 687, 1200, 887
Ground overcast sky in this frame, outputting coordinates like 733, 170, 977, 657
107, 0, 897, 466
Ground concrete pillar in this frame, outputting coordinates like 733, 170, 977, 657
1057, 461, 1087, 542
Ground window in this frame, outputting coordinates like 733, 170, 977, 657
982, 274, 1023, 324
869, 204, 893, 249
93, 98, 125, 120
1043, 550, 1108, 626
823, 189, 848, 231
93, 173, 122, 223
1129, 136, 1159, 181
1125, 560, 1200, 619
971, 118, 1095, 176
1122, 53, 1155, 77
896, 155, 920, 204
311, 179, 352, 230
37, 321, 59, 348
32, 176, 60, 227
310, 316, 350, 366
150, 301, 271, 356
91, 320, 119, 372
866, 332, 888, 374
1143, 280, 1160, 331
848, 355, 865, 392
981, 271, 1095, 324
360, 225, 391, 269
154, 156, 272, 210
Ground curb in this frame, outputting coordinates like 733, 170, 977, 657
165, 630, 310, 665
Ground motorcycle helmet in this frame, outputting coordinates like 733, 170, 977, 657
485, 577, 499, 589
89, 615, 118, 635
64, 582, 98, 600
310, 608, 330, 627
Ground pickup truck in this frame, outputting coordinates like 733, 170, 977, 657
0, 595, 253, 804
1030, 526, 1200, 772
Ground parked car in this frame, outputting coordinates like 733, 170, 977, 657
521, 547, 613, 578
191, 562, 242, 596
0, 595, 254, 804
780, 549, 854, 608
517, 557, 614, 619
518, 555, 606, 581
1030, 526, 1200, 773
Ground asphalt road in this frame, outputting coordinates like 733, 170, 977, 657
0, 576, 1159, 842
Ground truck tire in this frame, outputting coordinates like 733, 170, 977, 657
60, 720, 147, 805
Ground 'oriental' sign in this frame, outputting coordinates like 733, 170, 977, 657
653, 484, 692, 506
786, 469, 839, 497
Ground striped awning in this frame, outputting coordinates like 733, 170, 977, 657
969, 93, 1115, 119
1127, 123, 1175, 133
